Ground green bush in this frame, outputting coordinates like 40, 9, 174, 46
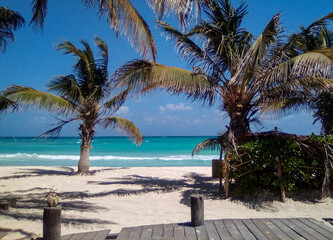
230, 135, 332, 197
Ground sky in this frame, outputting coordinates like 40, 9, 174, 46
0, 0, 332, 137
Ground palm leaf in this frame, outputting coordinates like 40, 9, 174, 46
103, 89, 128, 113
192, 137, 222, 155
0, 95, 18, 113
0, 7, 25, 52
39, 117, 79, 138
147, 0, 203, 29
230, 13, 281, 85
99, 116, 143, 145
3, 85, 74, 114
114, 60, 216, 105
48, 75, 84, 104
30, 0, 48, 29
264, 49, 333, 89
91, 0, 156, 61
157, 21, 218, 73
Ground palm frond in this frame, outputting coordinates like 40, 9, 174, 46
157, 21, 218, 73
95, 36, 109, 72
230, 13, 281, 85
114, 59, 216, 105
147, 0, 203, 29
264, 49, 333, 89
0, 7, 25, 52
99, 116, 143, 145
48, 75, 84, 104
39, 117, 79, 138
3, 85, 74, 114
30, 0, 48, 29
0, 95, 18, 113
93, 0, 156, 61
103, 89, 128, 113
192, 137, 221, 155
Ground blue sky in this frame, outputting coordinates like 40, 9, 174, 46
0, 0, 332, 137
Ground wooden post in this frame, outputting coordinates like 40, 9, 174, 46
191, 195, 204, 226
43, 206, 61, 240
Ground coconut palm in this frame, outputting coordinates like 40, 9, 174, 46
3, 37, 143, 174
265, 24, 333, 134
114, 0, 333, 142
0, 7, 25, 53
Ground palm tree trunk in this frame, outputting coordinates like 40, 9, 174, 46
78, 143, 90, 173
77, 120, 95, 174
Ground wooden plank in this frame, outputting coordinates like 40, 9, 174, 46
116, 227, 132, 240
174, 224, 185, 240
67, 233, 84, 240
307, 218, 333, 234
298, 218, 333, 239
204, 220, 220, 240
163, 224, 174, 240
269, 218, 304, 240
222, 220, 245, 240
195, 225, 209, 240
61, 234, 74, 240
128, 226, 143, 240
280, 219, 319, 240
259, 219, 292, 240
242, 219, 268, 240
289, 219, 329, 240
140, 225, 153, 240
151, 224, 164, 240
93, 229, 110, 240
213, 219, 232, 240
81, 231, 99, 240
252, 219, 280, 240
184, 225, 197, 240
232, 219, 256, 240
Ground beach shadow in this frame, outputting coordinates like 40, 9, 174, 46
88, 175, 187, 196
180, 172, 222, 206
0, 167, 75, 180
0, 227, 37, 239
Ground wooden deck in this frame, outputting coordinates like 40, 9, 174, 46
61, 229, 110, 240
115, 218, 333, 240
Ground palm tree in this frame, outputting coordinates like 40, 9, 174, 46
114, 0, 333, 143
0, 7, 25, 53
265, 26, 333, 134
3, 37, 143, 174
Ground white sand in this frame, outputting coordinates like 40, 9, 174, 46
0, 166, 333, 239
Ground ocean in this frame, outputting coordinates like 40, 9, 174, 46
0, 136, 219, 167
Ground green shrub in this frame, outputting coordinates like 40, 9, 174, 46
230, 135, 331, 197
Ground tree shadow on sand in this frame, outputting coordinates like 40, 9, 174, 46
0, 167, 75, 180
88, 172, 222, 206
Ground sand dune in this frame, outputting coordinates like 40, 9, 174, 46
0, 166, 332, 239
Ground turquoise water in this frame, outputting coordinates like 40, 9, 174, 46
0, 137, 219, 167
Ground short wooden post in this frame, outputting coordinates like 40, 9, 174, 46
191, 195, 204, 226
43, 206, 61, 240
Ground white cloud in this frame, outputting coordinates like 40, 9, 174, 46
116, 106, 130, 116
143, 116, 155, 123
34, 116, 47, 124
159, 103, 193, 112
193, 119, 206, 125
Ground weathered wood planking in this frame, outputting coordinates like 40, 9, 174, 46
61, 229, 110, 240
115, 218, 333, 240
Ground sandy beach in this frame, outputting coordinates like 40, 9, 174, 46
0, 166, 333, 239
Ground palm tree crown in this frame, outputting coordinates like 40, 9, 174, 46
114, 0, 333, 143
3, 37, 143, 174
